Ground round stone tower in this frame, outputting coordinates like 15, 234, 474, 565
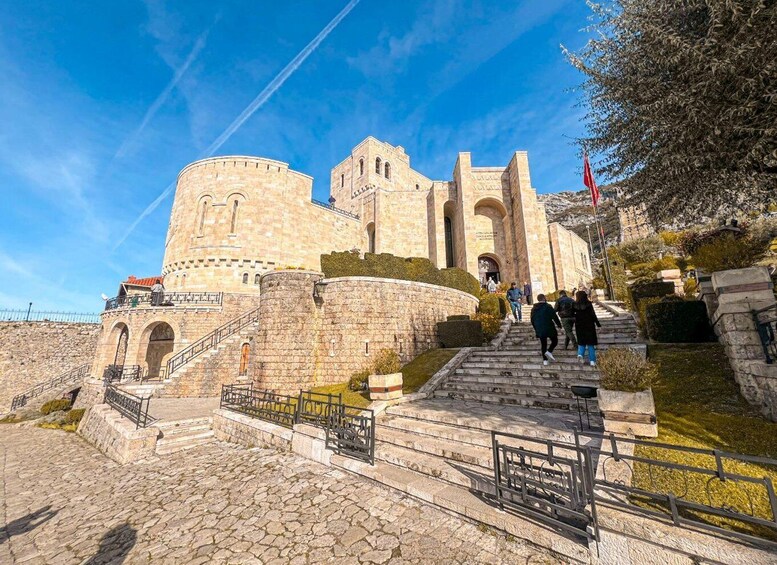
161, 156, 315, 293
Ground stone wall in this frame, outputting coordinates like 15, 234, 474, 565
77, 404, 159, 464
548, 222, 593, 291
710, 267, 777, 421
73, 378, 106, 410
254, 271, 479, 393
0, 321, 100, 411
212, 408, 293, 450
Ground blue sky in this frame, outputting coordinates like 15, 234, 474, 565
0, 0, 595, 312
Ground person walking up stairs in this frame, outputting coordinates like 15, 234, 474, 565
574, 290, 601, 367
530, 294, 562, 366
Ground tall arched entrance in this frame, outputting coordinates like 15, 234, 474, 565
478, 255, 501, 287
144, 322, 175, 379
239, 342, 250, 376
114, 325, 129, 366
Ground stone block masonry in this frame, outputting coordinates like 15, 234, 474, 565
0, 321, 100, 411
77, 404, 159, 464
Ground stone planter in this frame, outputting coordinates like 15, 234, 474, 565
598, 388, 658, 437
368, 372, 403, 401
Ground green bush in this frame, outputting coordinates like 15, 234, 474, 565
478, 295, 507, 318
637, 297, 662, 330
372, 349, 401, 375
64, 408, 86, 425
473, 313, 501, 340
691, 233, 767, 272
598, 348, 658, 392
347, 370, 369, 391
40, 399, 71, 415
545, 290, 561, 302
628, 281, 675, 309
645, 301, 714, 343
437, 320, 484, 348
320, 251, 480, 297
616, 235, 665, 266
447, 315, 471, 321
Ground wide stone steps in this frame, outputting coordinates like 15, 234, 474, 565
434, 389, 588, 410
155, 416, 215, 455
447, 373, 599, 388
377, 426, 494, 469
458, 362, 599, 373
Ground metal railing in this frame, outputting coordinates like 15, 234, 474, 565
0, 309, 100, 324
104, 291, 223, 311
310, 199, 360, 220
754, 304, 777, 364
575, 431, 777, 548
10, 364, 91, 410
104, 384, 152, 429
220, 384, 297, 428
491, 431, 598, 541
167, 307, 260, 376
102, 365, 143, 384
220, 384, 375, 464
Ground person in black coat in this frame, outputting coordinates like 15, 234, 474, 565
574, 291, 602, 366
530, 294, 562, 365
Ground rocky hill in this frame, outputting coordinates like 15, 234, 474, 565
538, 188, 621, 253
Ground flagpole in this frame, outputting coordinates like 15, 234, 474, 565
593, 202, 615, 300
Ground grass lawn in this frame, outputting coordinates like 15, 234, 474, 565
631, 343, 777, 541
309, 347, 460, 409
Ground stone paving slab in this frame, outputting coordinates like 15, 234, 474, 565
147, 396, 220, 423
0, 427, 555, 564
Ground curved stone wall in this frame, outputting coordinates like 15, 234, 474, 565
254, 271, 479, 392
162, 156, 361, 293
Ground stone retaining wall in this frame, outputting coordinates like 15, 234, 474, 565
211, 409, 292, 450
73, 378, 105, 410
254, 271, 479, 392
0, 321, 100, 411
77, 404, 159, 464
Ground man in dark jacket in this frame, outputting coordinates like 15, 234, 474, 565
523, 281, 533, 305
554, 290, 578, 349
530, 294, 562, 365
506, 282, 523, 322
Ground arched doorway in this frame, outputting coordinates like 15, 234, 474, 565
239, 342, 250, 376
144, 322, 175, 379
478, 255, 501, 287
114, 325, 129, 367
366, 222, 376, 254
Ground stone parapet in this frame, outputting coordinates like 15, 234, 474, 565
211, 408, 293, 450
73, 378, 106, 410
77, 404, 159, 464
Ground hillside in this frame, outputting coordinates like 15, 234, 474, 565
538, 188, 621, 255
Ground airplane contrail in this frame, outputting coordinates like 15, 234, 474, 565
114, 28, 210, 160
112, 0, 361, 252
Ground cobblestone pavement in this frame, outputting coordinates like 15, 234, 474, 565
0, 428, 553, 564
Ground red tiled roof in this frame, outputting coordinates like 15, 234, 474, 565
123, 275, 164, 287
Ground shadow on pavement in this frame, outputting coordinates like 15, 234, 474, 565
83, 523, 137, 565
0, 505, 58, 544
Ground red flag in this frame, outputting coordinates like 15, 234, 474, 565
583, 153, 600, 207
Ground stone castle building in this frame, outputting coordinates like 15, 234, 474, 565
90, 137, 591, 397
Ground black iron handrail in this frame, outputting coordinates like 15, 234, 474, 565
167, 307, 259, 376
310, 199, 360, 220
10, 364, 91, 410
219, 384, 375, 464
0, 309, 100, 324
104, 384, 152, 429
104, 291, 223, 311
754, 304, 777, 364
574, 430, 777, 548
102, 365, 143, 384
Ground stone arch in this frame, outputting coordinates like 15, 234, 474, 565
137, 320, 177, 379
474, 198, 509, 284
443, 201, 457, 268
239, 341, 251, 376
384, 161, 391, 179
478, 254, 502, 286
375, 157, 382, 174
366, 222, 376, 254
104, 321, 130, 370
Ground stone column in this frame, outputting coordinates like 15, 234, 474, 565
254, 270, 322, 394
711, 267, 777, 421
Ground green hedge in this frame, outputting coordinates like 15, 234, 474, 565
437, 320, 484, 348
645, 301, 714, 343
320, 251, 480, 297
447, 315, 471, 321
478, 295, 507, 318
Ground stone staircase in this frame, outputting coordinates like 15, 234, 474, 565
434, 304, 640, 411
154, 416, 215, 456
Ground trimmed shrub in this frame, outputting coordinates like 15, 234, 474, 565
478, 295, 508, 318
636, 297, 662, 330
348, 370, 369, 391
64, 408, 86, 425
437, 320, 484, 348
598, 348, 658, 392
40, 399, 71, 415
617, 235, 665, 265
474, 313, 501, 340
645, 301, 714, 343
372, 349, 401, 375
629, 281, 675, 308
691, 233, 767, 272
320, 251, 480, 297
447, 315, 471, 321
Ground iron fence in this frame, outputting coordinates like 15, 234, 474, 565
104, 291, 222, 311
310, 199, 360, 220
11, 364, 91, 410
102, 365, 143, 384
219, 384, 375, 464
0, 309, 100, 324
491, 431, 598, 540
167, 307, 259, 375
325, 404, 376, 466
754, 304, 777, 364
220, 384, 298, 428
575, 431, 777, 548
104, 384, 152, 429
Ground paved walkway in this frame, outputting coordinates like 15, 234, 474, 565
147, 396, 220, 423
0, 428, 552, 564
